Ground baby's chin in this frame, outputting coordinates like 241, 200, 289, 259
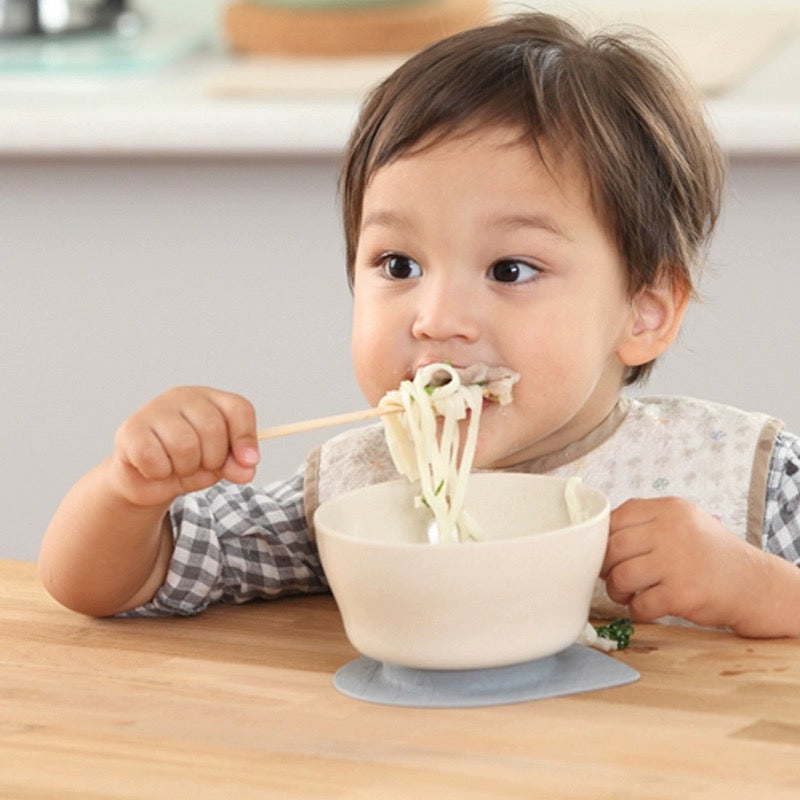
469, 409, 522, 468
471, 433, 514, 471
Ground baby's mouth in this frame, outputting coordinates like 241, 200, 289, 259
408, 362, 521, 406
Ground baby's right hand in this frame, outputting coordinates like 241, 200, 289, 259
110, 386, 260, 508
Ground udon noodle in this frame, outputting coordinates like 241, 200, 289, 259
380, 363, 519, 543
380, 365, 618, 649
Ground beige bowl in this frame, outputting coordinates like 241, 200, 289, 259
314, 473, 609, 670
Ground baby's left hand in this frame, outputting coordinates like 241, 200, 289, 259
602, 497, 772, 635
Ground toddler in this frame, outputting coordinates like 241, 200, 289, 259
40, 12, 800, 636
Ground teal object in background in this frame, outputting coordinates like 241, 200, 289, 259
0, 2, 210, 73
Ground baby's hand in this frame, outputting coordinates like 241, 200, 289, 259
602, 497, 768, 634
110, 386, 260, 508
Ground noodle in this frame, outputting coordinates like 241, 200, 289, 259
381, 370, 613, 649
380, 363, 519, 543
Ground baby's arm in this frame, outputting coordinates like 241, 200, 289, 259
39, 387, 260, 617
602, 497, 800, 638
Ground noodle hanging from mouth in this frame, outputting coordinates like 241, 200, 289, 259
379, 363, 519, 543
380, 366, 618, 649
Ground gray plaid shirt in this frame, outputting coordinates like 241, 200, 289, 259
124, 429, 800, 617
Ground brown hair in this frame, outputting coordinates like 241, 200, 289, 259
341, 12, 725, 384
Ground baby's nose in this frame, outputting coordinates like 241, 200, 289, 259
411, 277, 481, 342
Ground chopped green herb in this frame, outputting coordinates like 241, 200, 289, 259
594, 618, 634, 650
434, 480, 444, 496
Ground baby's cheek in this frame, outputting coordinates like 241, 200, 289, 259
352, 353, 391, 406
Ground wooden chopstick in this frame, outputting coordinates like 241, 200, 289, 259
256, 405, 401, 441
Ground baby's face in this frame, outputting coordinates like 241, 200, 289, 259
351, 125, 640, 469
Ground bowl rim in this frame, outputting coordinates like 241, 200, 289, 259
314, 473, 610, 550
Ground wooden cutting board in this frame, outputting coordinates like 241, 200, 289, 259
223, 0, 493, 57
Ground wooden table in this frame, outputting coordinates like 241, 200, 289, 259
2, 559, 799, 799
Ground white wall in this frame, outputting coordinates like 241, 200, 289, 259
643, 156, 800, 421
2, 157, 361, 561
3, 153, 799, 562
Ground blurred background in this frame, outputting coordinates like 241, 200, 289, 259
3, 0, 799, 560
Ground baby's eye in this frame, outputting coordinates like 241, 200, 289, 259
488, 259, 541, 284
380, 254, 422, 280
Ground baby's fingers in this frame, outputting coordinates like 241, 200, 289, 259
115, 415, 181, 481
154, 388, 259, 479
603, 552, 660, 607
209, 389, 259, 470
113, 386, 260, 500
200, 389, 260, 483
602, 509, 654, 578
178, 392, 239, 473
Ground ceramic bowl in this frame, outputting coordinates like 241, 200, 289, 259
314, 472, 609, 670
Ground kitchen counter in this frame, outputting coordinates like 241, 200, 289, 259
2, 3, 800, 158
2, 559, 800, 799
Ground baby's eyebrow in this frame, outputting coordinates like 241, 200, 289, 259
359, 209, 413, 234
489, 212, 570, 240
360, 209, 571, 241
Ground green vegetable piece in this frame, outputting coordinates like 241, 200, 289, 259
594, 618, 634, 649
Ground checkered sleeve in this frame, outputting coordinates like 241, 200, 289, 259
120, 464, 328, 617
763, 430, 800, 565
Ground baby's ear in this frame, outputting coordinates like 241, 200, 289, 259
616, 276, 689, 368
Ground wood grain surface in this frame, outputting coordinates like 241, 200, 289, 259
2, 559, 799, 799
223, 0, 493, 57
